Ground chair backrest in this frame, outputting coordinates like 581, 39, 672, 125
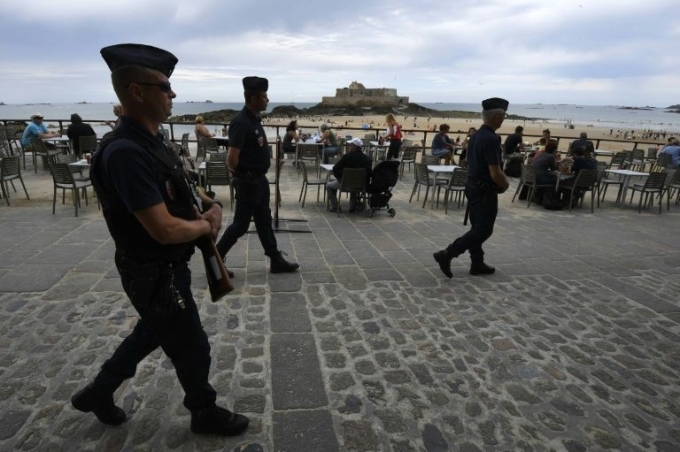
670, 168, 680, 185
339, 168, 367, 193
662, 169, 677, 189
610, 152, 628, 168
657, 153, 673, 169
299, 161, 312, 182
79, 135, 97, 154
363, 133, 376, 141
421, 155, 439, 165
631, 149, 645, 161
30, 137, 49, 153
646, 147, 657, 160
520, 164, 537, 183
0, 155, 20, 177
205, 161, 231, 185
573, 169, 598, 189
209, 152, 227, 162
181, 133, 190, 149
50, 162, 76, 185
415, 163, 432, 185
449, 168, 468, 187
300, 144, 320, 159
200, 137, 218, 153
642, 172, 667, 189
56, 153, 78, 164
401, 146, 418, 162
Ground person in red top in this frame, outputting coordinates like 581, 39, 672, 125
385, 113, 403, 159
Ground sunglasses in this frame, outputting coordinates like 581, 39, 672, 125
128, 81, 173, 93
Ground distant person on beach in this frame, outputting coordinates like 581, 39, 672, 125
433, 98, 510, 278
385, 113, 403, 159
72, 43, 248, 437
661, 138, 680, 168
282, 119, 299, 157
431, 123, 454, 165
534, 128, 551, 145
107, 104, 123, 128
569, 132, 595, 155
66, 113, 96, 157
21, 113, 60, 148
216, 76, 299, 274
194, 115, 215, 140
317, 123, 340, 164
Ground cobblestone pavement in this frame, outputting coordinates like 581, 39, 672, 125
1, 160, 679, 451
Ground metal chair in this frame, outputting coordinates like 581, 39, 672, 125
30, 138, 62, 173
659, 169, 678, 211
409, 163, 436, 208
56, 153, 89, 180
511, 165, 554, 208
208, 152, 227, 163
336, 167, 368, 217
298, 143, 321, 177
0, 156, 29, 206
608, 151, 629, 169
628, 172, 667, 214
198, 137, 219, 162
49, 162, 94, 217
439, 168, 468, 214
78, 135, 98, 158
560, 169, 598, 213
298, 162, 326, 208
654, 153, 673, 171
628, 149, 646, 171
399, 146, 418, 179
205, 161, 234, 208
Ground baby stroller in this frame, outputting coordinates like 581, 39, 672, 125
366, 160, 400, 217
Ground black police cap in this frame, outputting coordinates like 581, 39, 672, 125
100, 43, 178, 77
243, 76, 268, 92
482, 97, 509, 111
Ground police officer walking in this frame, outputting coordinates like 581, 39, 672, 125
71, 44, 248, 436
216, 77, 299, 273
433, 98, 510, 277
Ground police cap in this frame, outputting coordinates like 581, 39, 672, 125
243, 76, 268, 92
100, 43, 178, 77
482, 97, 509, 111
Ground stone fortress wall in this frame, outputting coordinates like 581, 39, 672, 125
321, 81, 409, 107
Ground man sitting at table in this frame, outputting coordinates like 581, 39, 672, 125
326, 138, 372, 213
21, 113, 60, 149
67, 113, 96, 157
568, 132, 595, 155
533, 128, 550, 145
558, 146, 597, 203
661, 138, 680, 168
317, 124, 340, 164
431, 124, 454, 165
531, 139, 558, 185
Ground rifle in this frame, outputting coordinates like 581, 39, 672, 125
196, 236, 233, 302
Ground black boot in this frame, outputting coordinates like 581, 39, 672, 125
71, 383, 126, 425
270, 252, 299, 273
470, 262, 495, 275
191, 405, 249, 436
433, 249, 454, 279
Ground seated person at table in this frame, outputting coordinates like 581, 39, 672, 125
326, 138, 372, 213
568, 132, 595, 155
317, 123, 340, 164
459, 126, 477, 167
431, 124, 454, 165
66, 113, 96, 157
21, 113, 60, 148
504, 126, 525, 156
282, 120, 299, 156
558, 146, 597, 202
531, 139, 558, 185
662, 137, 680, 168
534, 128, 551, 145
194, 115, 215, 140
107, 104, 123, 129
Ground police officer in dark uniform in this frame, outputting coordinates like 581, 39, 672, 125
216, 76, 299, 273
70, 44, 248, 437
433, 98, 510, 277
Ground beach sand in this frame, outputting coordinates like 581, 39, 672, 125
268, 113, 663, 154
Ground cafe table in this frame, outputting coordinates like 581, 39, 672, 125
604, 169, 649, 205
427, 165, 459, 183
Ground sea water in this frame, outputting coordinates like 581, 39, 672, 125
2, 102, 679, 134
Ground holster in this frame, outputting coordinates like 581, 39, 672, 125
116, 253, 183, 314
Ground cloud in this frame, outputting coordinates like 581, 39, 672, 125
1, 0, 679, 106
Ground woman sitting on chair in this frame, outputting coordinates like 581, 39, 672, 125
194, 115, 215, 140
282, 120, 299, 157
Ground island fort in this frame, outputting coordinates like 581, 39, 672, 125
321, 81, 409, 108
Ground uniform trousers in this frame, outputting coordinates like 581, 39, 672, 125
446, 184, 498, 263
94, 259, 217, 413
216, 175, 278, 257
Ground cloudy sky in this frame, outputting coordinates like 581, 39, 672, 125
1, 0, 678, 106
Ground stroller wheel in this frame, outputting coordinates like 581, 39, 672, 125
388, 208, 396, 217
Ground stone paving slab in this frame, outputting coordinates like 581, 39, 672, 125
1, 159, 680, 451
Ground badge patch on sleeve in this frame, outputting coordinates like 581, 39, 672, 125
165, 179, 176, 200
258, 136, 264, 147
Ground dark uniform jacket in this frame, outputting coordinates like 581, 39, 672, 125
333, 149, 373, 183
91, 116, 195, 262
229, 107, 270, 175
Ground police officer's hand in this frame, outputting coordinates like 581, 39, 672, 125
201, 204, 223, 239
